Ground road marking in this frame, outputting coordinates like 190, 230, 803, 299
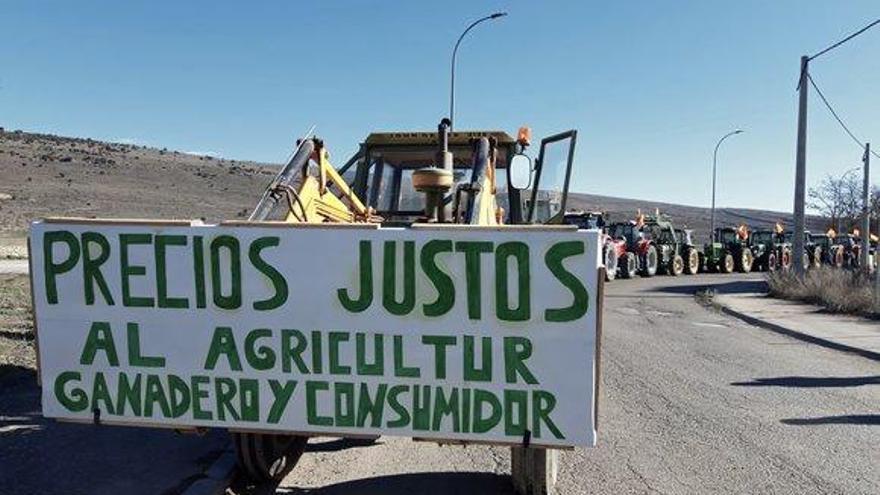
0, 259, 29, 274
692, 322, 727, 328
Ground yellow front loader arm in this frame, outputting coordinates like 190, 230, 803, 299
281, 141, 375, 224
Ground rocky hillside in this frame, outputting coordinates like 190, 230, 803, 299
0, 129, 272, 235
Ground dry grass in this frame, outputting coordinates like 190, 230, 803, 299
0, 274, 36, 372
766, 267, 878, 317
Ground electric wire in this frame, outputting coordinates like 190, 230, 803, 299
807, 72, 880, 160
809, 18, 880, 61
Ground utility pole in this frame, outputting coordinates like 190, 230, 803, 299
862, 143, 871, 271
793, 56, 809, 276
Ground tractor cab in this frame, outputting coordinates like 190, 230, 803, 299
715, 227, 745, 247
608, 222, 642, 249
751, 230, 773, 245
563, 211, 607, 230
341, 123, 577, 226
783, 230, 813, 247
675, 228, 695, 248
811, 232, 834, 251
641, 218, 677, 245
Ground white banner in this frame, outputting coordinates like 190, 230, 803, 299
30, 220, 601, 447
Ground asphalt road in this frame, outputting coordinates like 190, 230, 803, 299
3, 273, 877, 494
258, 273, 879, 495
0, 365, 230, 495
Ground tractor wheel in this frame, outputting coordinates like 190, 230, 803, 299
641, 245, 659, 277
766, 252, 777, 272
812, 247, 822, 268
232, 432, 308, 483
670, 254, 684, 276
604, 247, 618, 281
621, 252, 638, 279
721, 253, 735, 274
737, 249, 754, 273
780, 249, 792, 270
684, 248, 699, 275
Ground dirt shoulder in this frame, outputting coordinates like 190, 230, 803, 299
0, 274, 35, 377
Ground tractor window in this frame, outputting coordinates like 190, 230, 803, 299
528, 131, 576, 224
719, 230, 738, 244
362, 146, 511, 220
610, 224, 638, 244
365, 159, 396, 211
752, 232, 772, 244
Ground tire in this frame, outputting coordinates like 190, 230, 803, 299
736, 249, 753, 273
604, 246, 618, 281
622, 252, 638, 279
670, 254, 684, 276
684, 248, 699, 275
233, 432, 308, 483
721, 253, 735, 274
833, 247, 844, 268
766, 252, 777, 272
641, 245, 659, 277
780, 248, 792, 270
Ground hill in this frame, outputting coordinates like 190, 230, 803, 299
0, 129, 825, 248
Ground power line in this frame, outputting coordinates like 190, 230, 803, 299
807, 72, 880, 160
809, 18, 880, 61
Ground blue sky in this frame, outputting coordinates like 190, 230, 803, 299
2, 1, 880, 212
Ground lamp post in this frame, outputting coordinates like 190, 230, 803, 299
449, 12, 507, 129
710, 129, 744, 242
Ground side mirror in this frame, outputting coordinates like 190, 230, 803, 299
509, 153, 532, 190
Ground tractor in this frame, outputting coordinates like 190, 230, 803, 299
783, 231, 820, 270
751, 228, 793, 271
809, 231, 845, 268
638, 214, 691, 276
607, 221, 654, 277
563, 211, 627, 280
674, 228, 701, 275
834, 233, 864, 269
702, 226, 753, 273
237, 119, 582, 491
748, 229, 776, 272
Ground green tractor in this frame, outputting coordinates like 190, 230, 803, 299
810, 231, 845, 268
750, 228, 793, 271
674, 228, 701, 275
702, 227, 754, 273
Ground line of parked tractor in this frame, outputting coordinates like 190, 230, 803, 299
563, 211, 879, 282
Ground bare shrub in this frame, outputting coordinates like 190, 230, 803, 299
766, 267, 876, 316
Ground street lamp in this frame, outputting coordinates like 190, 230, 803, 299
710, 129, 744, 242
449, 12, 507, 129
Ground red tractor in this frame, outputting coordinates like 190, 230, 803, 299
607, 221, 657, 277
563, 211, 629, 280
